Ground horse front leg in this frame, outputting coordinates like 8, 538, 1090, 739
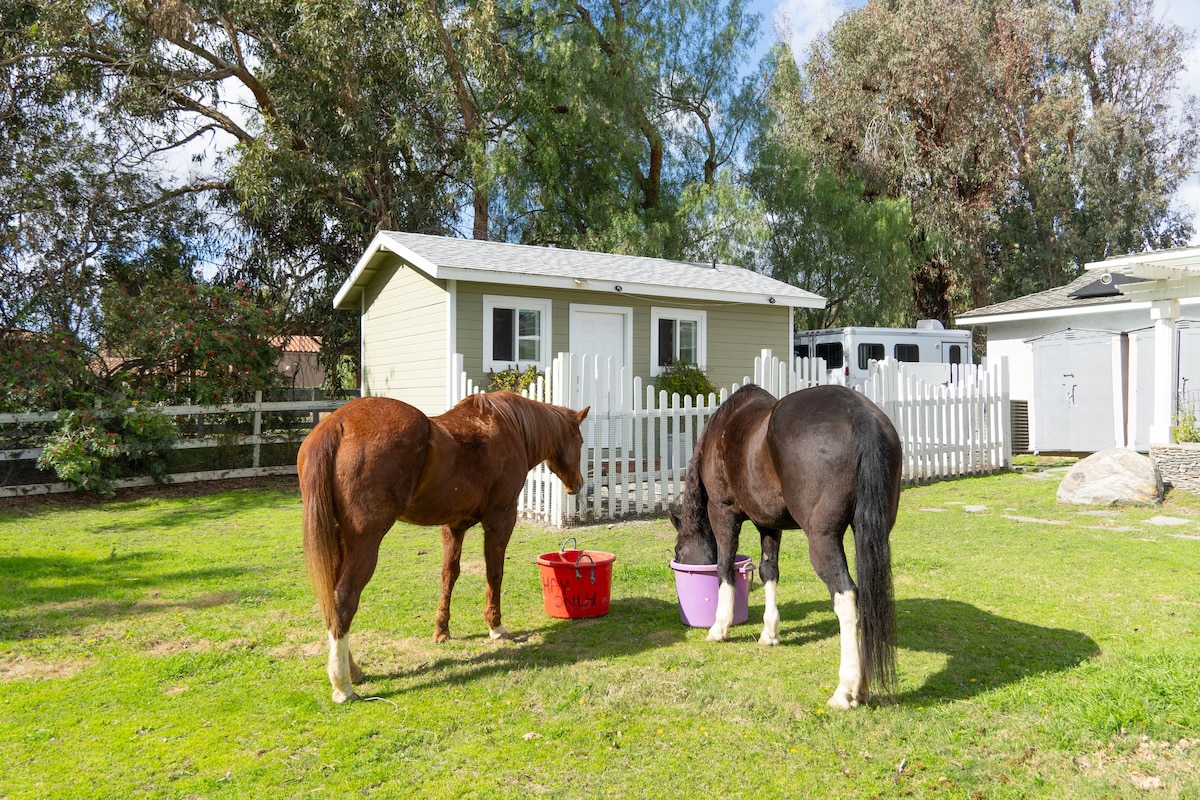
435, 523, 469, 642
706, 504, 741, 643
481, 508, 518, 640
756, 525, 783, 646
807, 529, 863, 709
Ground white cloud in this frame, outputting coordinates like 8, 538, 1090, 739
749, 0, 855, 63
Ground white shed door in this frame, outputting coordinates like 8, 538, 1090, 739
569, 306, 631, 449
570, 308, 630, 375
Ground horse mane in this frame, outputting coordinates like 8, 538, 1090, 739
456, 392, 570, 466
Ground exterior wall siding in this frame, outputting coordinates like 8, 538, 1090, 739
361, 255, 448, 412
453, 281, 791, 391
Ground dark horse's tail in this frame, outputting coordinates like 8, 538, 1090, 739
852, 408, 899, 701
299, 422, 342, 637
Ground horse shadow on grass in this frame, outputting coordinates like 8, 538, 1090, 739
357, 594, 1096, 707
361, 595, 688, 696
775, 596, 1099, 705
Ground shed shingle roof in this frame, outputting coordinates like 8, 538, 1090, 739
955, 270, 1136, 322
335, 232, 825, 310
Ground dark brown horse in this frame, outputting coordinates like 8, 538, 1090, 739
298, 392, 589, 702
669, 384, 902, 708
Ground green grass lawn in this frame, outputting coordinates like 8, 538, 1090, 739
1, 466, 1197, 799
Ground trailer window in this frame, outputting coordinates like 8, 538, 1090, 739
794, 343, 810, 359
894, 343, 920, 362
858, 343, 885, 370
814, 342, 842, 368
948, 345, 963, 364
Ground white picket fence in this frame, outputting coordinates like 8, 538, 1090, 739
453, 350, 1011, 526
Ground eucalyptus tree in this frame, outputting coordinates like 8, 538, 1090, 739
745, 45, 914, 329
783, 0, 1197, 320
494, 0, 762, 260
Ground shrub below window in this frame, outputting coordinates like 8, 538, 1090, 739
655, 362, 717, 399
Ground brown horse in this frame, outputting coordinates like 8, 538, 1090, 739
298, 392, 589, 702
670, 384, 902, 708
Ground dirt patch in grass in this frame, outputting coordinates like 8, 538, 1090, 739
0, 654, 96, 682
1073, 736, 1198, 795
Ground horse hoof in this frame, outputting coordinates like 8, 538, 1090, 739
488, 625, 509, 640
705, 628, 727, 642
350, 665, 364, 683
332, 689, 359, 704
758, 633, 780, 646
434, 630, 450, 643
827, 692, 859, 710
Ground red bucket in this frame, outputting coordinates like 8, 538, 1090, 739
536, 538, 615, 619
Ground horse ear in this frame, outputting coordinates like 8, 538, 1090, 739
575, 406, 590, 422
667, 508, 681, 530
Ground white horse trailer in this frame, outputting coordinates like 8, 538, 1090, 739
793, 320, 972, 386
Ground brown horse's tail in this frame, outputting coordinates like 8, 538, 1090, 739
852, 407, 900, 701
299, 423, 342, 636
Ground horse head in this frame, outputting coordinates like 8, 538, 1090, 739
668, 505, 718, 565
546, 406, 589, 495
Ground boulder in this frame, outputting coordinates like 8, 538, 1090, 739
1057, 448, 1163, 506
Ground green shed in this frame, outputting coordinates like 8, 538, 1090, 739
334, 232, 825, 413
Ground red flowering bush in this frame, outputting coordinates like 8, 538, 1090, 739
102, 277, 280, 404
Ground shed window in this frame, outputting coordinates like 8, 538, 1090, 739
483, 296, 551, 373
858, 342, 885, 370
894, 343, 920, 362
651, 308, 706, 375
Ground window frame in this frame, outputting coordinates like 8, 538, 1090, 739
650, 307, 707, 376
858, 342, 885, 370
482, 295, 553, 374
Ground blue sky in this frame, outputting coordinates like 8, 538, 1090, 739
746, 0, 1200, 245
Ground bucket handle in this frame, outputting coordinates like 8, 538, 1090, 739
559, 536, 578, 554
739, 558, 756, 592
574, 552, 596, 583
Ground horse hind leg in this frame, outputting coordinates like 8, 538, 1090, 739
326, 527, 386, 703
830, 589, 864, 709
435, 523, 469, 642
806, 529, 864, 709
756, 526, 782, 646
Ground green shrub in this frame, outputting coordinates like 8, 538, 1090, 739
487, 364, 543, 393
36, 406, 180, 497
655, 362, 717, 398
1176, 405, 1200, 443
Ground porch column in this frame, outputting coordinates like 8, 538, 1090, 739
1149, 299, 1180, 445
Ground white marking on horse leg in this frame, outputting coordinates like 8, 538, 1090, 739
328, 632, 358, 703
488, 624, 509, 640
828, 590, 863, 709
759, 580, 780, 646
707, 582, 736, 642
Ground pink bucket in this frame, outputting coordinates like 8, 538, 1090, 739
668, 554, 755, 628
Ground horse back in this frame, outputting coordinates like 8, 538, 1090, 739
767, 385, 900, 528
299, 396, 434, 521
395, 399, 532, 526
